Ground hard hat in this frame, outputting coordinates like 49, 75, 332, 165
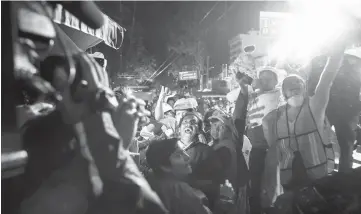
345, 47, 361, 59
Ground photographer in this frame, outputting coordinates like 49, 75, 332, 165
18, 53, 166, 214
246, 67, 282, 214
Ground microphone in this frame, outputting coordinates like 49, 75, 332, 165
52, 1, 105, 29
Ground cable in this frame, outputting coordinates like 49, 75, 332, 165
152, 54, 181, 79
148, 1, 221, 86
216, 1, 229, 22
148, 51, 175, 80
147, 2, 220, 86
199, 1, 220, 25
142, 52, 177, 84
151, 54, 178, 79
204, 2, 238, 34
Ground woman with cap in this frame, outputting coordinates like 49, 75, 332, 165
261, 44, 347, 209
209, 110, 249, 214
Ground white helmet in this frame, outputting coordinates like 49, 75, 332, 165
174, 98, 197, 111
345, 47, 361, 59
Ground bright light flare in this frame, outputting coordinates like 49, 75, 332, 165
269, 0, 354, 62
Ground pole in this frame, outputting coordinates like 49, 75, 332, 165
206, 56, 210, 89
198, 41, 204, 91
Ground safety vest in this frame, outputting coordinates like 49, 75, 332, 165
274, 100, 335, 186
248, 89, 281, 128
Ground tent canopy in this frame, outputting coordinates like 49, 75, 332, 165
53, 4, 125, 51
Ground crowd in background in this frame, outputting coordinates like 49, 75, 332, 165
115, 40, 360, 214
9, 41, 360, 214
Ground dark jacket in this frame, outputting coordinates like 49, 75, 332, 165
148, 173, 210, 214
185, 142, 223, 209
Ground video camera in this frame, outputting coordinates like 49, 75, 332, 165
1, 1, 116, 179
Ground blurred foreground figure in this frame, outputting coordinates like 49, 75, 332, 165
18, 53, 166, 214
146, 138, 211, 214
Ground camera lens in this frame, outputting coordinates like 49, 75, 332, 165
94, 58, 105, 67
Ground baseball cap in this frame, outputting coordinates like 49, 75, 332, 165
208, 110, 229, 124
174, 98, 197, 111
209, 110, 238, 137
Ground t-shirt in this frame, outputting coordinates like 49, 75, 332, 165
248, 89, 281, 128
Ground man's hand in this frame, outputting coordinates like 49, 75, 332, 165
159, 86, 169, 97
235, 76, 248, 94
47, 53, 113, 125
113, 95, 150, 149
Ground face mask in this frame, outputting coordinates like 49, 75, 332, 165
287, 95, 304, 107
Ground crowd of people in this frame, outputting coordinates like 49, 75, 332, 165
5, 1, 361, 214
120, 41, 361, 214
7, 40, 360, 214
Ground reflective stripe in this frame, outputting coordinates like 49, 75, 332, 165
308, 132, 321, 166
280, 139, 291, 169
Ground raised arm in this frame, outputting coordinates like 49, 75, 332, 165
312, 51, 344, 114
154, 87, 166, 121
232, 83, 249, 137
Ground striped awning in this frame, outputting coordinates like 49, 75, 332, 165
53, 4, 125, 50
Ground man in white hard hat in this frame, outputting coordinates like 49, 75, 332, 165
246, 66, 283, 214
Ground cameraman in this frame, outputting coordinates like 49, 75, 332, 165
246, 67, 282, 214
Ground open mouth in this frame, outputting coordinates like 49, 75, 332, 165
184, 127, 193, 134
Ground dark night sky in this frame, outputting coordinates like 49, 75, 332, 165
96, 1, 289, 75
135, 1, 289, 65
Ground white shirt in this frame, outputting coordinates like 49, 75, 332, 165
248, 89, 281, 128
